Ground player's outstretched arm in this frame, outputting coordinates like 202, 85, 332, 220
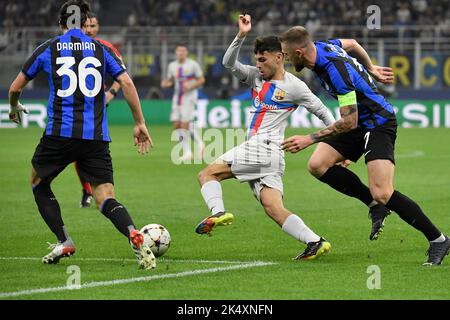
339, 39, 394, 85
282, 101, 358, 153
8, 72, 30, 124
116, 72, 153, 154
296, 80, 335, 126
222, 14, 257, 83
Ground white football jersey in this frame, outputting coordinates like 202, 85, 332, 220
167, 58, 203, 105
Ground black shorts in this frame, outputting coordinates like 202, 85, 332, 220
323, 123, 397, 164
32, 135, 114, 184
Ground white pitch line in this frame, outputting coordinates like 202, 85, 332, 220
396, 150, 425, 158
0, 261, 276, 298
0, 256, 265, 264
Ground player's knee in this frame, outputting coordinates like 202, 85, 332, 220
197, 169, 208, 184
370, 188, 393, 205
261, 200, 283, 224
198, 166, 221, 184
307, 157, 328, 178
92, 184, 115, 208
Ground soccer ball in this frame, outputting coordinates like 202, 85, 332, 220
140, 224, 171, 257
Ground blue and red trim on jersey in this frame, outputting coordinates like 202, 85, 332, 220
177, 66, 196, 106
247, 82, 296, 138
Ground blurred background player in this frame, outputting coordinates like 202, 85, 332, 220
161, 43, 205, 162
195, 14, 335, 260
75, 12, 123, 208
8, 0, 156, 270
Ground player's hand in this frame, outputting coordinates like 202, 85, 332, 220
133, 123, 153, 155
161, 79, 172, 88
182, 82, 192, 92
238, 14, 251, 37
105, 91, 114, 104
336, 159, 352, 168
367, 65, 394, 85
281, 135, 313, 153
9, 103, 29, 125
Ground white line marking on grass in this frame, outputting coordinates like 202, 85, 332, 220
396, 150, 424, 158
0, 261, 276, 298
0, 256, 265, 264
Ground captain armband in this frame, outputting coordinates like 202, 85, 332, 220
337, 91, 357, 107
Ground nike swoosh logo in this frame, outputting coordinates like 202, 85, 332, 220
363, 150, 372, 157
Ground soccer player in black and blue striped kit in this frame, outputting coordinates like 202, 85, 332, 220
8, 0, 156, 270
280, 26, 449, 266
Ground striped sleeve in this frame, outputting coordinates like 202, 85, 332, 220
103, 44, 127, 79
21, 39, 52, 80
292, 78, 335, 126
325, 39, 342, 47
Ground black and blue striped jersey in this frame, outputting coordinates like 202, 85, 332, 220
312, 39, 396, 129
21, 28, 126, 141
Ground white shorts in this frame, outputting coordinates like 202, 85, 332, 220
218, 136, 285, 201
170, 96, 196, 122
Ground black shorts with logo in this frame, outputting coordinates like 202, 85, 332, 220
32, 135, 114, 184
323, 123, 397, 164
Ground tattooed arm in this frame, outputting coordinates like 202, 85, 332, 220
281, 104, 358, 153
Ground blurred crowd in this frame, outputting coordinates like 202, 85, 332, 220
2, 0, 449, 28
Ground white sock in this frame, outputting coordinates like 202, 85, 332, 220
431, 233, 446, 243
282, 214, 321, 244
201, 181, 225, 215
189, 123, 203, 147
176, 129, 191, 155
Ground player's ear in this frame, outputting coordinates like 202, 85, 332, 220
277, 52, 284, 62
295, 48, 303, 58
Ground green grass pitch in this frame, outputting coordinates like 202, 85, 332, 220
0, 126, 449, 300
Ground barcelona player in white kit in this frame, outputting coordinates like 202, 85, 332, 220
161, 43, 205, 161
195, 15, 335, 260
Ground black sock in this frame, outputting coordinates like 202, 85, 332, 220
319, 166, 373, 206
386, 191, 441, 241
33, 183, 67, 242
100, 199, 135, 238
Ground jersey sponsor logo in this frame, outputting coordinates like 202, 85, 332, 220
272, 88, 286, 101
57, 42, 96, 51
254, 96, 261, 107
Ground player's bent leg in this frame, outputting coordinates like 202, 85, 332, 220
32, 168, 76, 264
177, 121, 193, 161
93, 183, 136, 238
197, 160, 234, 185
259, 187, 291, 226
92, 183, 156, 269
312, 144, 391, 240
74, 162, 93, 208
196, 161, 235, 235
308, 142, 345, 178
259, 187, 331, 261
368, 160, 449, 265
367, 159, 395, 205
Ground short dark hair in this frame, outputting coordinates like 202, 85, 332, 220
59, 0, 91, 29
253, 36, 282, 54
86, 11, 98, 23
175, 42, 188, 49
279, 26, 311, 46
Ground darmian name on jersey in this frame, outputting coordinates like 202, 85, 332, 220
56, 42, 96, 51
